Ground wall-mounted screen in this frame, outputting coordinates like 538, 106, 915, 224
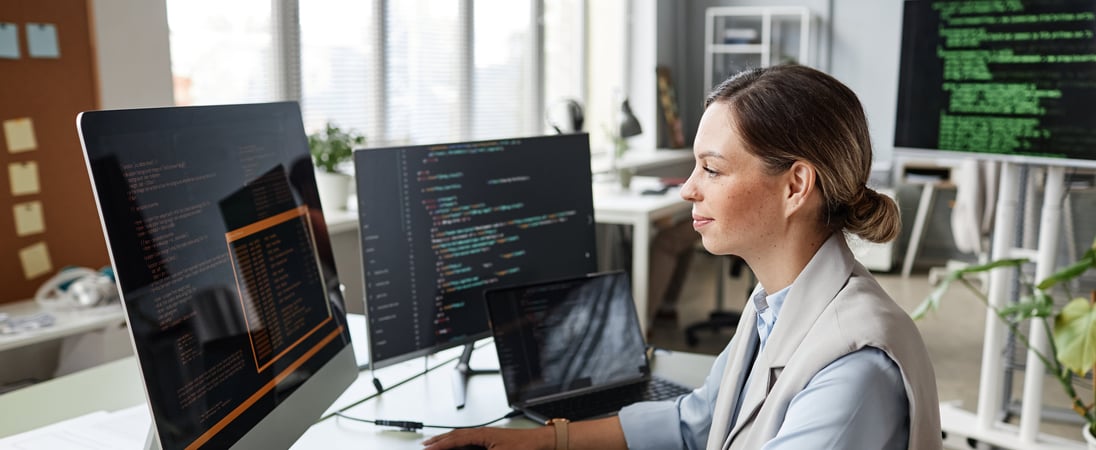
895, 0, 1096, 167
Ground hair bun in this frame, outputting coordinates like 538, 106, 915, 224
845, 188, 900, 243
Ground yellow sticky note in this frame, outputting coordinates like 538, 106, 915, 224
19, 242, 52, 280
14, 201, 45, 236
3, 118, 38, 153
9, 161, 40, 196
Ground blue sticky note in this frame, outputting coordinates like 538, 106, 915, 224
0, 23, 18, 59
26, 23, 60, 59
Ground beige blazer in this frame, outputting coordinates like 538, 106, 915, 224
705, 234, 942, 450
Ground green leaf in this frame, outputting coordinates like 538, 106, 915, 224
956, 258, 1028, 275
911, 258, 1027, 320
1053, 297, 1096, 375
1037, 252, 1095, 291
912, 275, 956, 320
308, 122, 367, 174
998, 292, 1054, 321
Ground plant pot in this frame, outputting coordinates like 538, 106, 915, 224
314, 170, 352, 211
618, 167, 635, 190
1084, 424, 1096, 450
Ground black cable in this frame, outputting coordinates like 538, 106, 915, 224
333, 410, 523, 431
316, 339, 495, 423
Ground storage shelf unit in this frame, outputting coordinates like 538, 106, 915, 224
704, 6, 810, 90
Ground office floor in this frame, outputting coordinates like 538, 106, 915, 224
645, 251, 1083, 444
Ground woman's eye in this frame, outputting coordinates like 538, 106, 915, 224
703, 166, 718, 177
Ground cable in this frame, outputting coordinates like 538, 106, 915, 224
333, 410, 523, 431
316, 339, 495, 423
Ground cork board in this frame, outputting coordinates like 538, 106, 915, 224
0, 0, 108, 303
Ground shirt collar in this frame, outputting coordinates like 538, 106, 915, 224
752, 284, 791, 351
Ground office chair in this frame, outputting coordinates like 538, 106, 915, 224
684, 255, 748, 347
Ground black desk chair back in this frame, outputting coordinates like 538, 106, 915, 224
684, 256, 748, 347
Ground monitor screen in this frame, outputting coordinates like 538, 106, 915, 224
77, 102, 357, 450
355, 134, 599, 368
895, 0, 1096, 167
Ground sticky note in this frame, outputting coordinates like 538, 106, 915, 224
19, 242, 52, 280
9, 161, 41, 196
4, 118, 38, 153
14, 201, 45, 236
26, 23, 59, 58
0, 23, 18, 59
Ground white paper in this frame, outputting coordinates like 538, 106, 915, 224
26, 23, 59, 59
0, 23, 18, 59
0, 405, 149, 450
13, 201, 45, 237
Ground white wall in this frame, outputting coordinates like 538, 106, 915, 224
90, 0, 174, 109
829, 0, 904, 163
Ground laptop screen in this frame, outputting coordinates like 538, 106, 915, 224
485, 271, 650, 405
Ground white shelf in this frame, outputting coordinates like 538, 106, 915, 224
703, 6, 811, 90
709, 44, 766, 54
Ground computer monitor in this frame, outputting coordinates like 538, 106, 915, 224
354, 134, 599, 405
895, 0, 1096, 168
77, 102, 357, 450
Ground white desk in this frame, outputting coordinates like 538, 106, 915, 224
0, 301, 125, 354
592, 177, 692, 333
0, 314, 714, 449
590, 148, 694, 174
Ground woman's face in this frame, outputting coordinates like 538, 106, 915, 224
680, 102, 787, 257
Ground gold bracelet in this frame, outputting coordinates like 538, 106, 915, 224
546, 418, 570, 450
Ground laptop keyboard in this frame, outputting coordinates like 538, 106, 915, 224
530, 377, 692, 421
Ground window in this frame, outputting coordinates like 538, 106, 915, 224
382, 0, 466, 145
473, 0, 533, 140
168, 0, 595, 147
167, 0, 285, 106
298, 0, 378, 135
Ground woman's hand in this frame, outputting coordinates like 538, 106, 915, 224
422, 426, 553, 450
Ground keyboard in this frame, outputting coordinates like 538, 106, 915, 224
528, 377, 692, 421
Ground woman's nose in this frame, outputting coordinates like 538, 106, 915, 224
680, 174, 698, 202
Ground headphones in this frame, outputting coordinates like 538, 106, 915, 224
546, 99, 585, 134
34, 266, 119, 310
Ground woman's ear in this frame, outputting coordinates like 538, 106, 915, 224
784, 160, 818, 216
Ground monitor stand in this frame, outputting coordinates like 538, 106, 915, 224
451, 343, 499, 409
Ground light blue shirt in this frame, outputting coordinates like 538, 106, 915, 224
619, 286, 909, 450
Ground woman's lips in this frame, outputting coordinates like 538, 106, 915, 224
692, 214, 713, 229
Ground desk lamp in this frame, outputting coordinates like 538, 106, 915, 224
613, 99, 642, 188
618, 98, 643, 150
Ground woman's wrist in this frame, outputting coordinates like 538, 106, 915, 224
536, 423, 560, 450
546, 418, 570, 450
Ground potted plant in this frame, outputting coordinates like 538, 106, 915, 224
913, 237, 1096, 446
308, 122, 366, 211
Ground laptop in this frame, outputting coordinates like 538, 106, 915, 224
484, 271, 692, 423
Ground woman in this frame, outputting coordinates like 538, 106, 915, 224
424, 64, 942, 450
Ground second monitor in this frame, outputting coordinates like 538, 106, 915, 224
355, 134, 599, 391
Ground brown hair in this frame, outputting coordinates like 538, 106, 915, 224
705, 64, 900, 243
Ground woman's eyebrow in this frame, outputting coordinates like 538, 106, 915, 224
696, 150, 726, 160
